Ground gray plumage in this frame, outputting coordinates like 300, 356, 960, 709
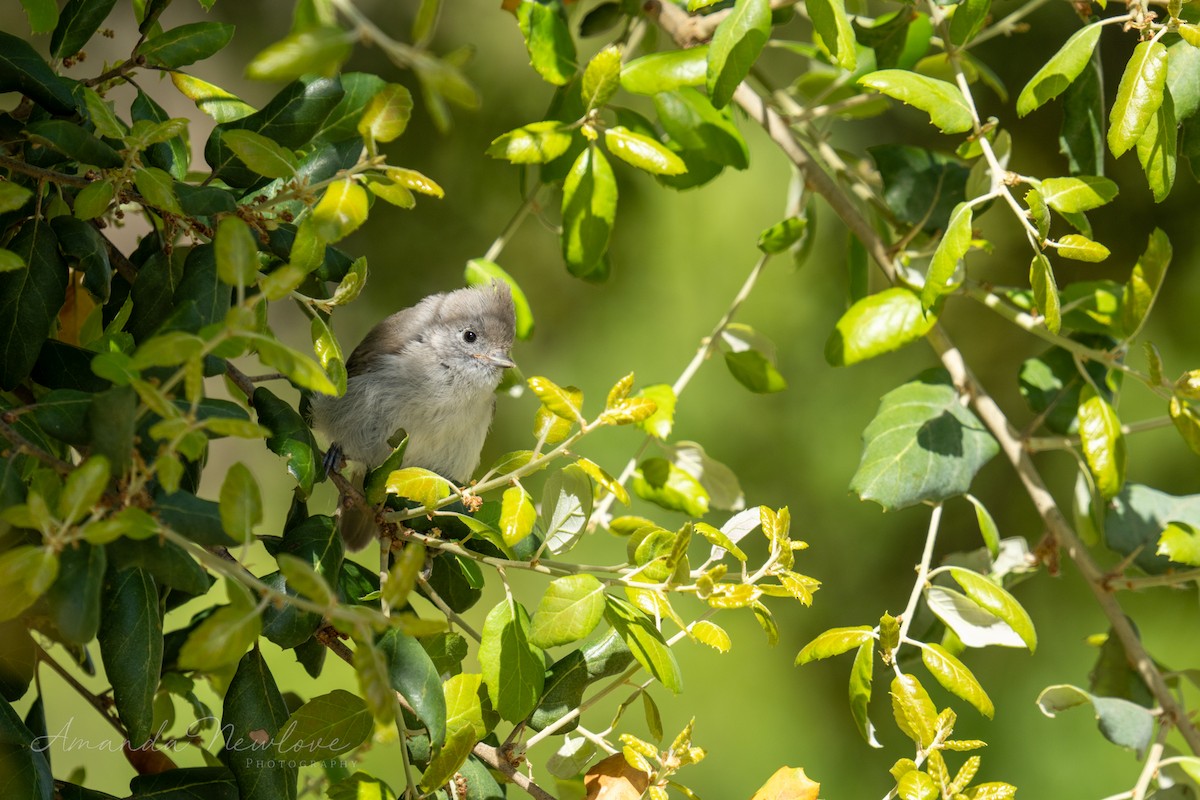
310, 282, 516, 549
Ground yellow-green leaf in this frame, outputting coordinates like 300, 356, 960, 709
1108, 41, 1169, 158
795, 626, 874, 664
1016, 23, 1103, 117
1055, 233, 1109, 262
858, 71, 973, 134
1029, 254, 1061, 335
920, 643, 994, 718
921, 202, 972, 308
385, 467, 453, 508
313, 179, 369, 242
358, 84, 413, 144
499, 486, 536, 547
603, 126, 686, 176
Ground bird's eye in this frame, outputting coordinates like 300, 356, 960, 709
462, 330, 477, 343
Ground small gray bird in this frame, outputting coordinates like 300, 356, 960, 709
310, 282, 517, 549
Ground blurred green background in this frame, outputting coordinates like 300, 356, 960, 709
8, 0, 1200, 797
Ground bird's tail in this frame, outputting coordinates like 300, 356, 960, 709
338, 470, 378, 551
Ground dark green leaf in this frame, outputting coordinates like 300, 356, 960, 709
26, 120, 122, 168
106, 538, 211, 597
313, 72, 387, 144
275, 689, 371, 762
1037, 685, 1154, 755
88, 385, 136, 474
1137, 88, 1176, 202
98, 567, 163, 747
1122, 227, 1171, 338
222, 649, 297, 800
0, 32, 74, 114
707, 0, 771, 108
138, 22, 235, 68
43, 541, 105, 645
0, 220, 67, 390
129, 767, 238, 800
51, 0, 118, 59
254, 387, 321, 498
0, 695, 52, 800
1059, 54, 1104, 175
51, 216, 112, 302
869, 144, 968, 232
379, 628, 448, 745
948, 0, 990, 45
850, 369, 1000, 510
156, 490, 236, 546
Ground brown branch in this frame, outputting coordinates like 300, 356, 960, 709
83, 56, 146, 88
0, 153, 91, 188
0, 417, 73, 474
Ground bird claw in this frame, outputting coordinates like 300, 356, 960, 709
322, 443, 345, 477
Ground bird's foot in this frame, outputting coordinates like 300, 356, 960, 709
322, 443, 345, 477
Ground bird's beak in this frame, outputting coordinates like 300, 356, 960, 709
482, 351, 515, 369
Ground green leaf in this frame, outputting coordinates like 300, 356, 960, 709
757, 216, 808, 254
385, 467, 452, 508
795, 626, 875, 664
98, 567, 162, 746
51, 215, 112, 302
920, 643, 994, 717
948, 567, 1037, 651
357, 84, 413, 144
1107, 484, 1200, 574
724, 349, 787, 393
51, 0, 117, 59
465, 258, 534, 339
706, 0, 772, 109
654, 88, 750, 170
948, 0, 990, 46
137, 21, 234, 68
222, 649, 296, 797
807, 0, 856, 71
215, 215, 258, 288
582, 45, 622, 109
179, 602, 262, 672
1157, 521, 1200, 566
0, 220, 68, 390
1057, 55, 1104, 177
1137, 88, 1176, 202
825, 287, 937, 367
444, 672, 498, 742
1040, 175, 1119, 213
379, 627, 448, 745
275, 689, 371, 762
620, 47, 707, 95
849, 641, 881, 747
1029, 254, 1061, 335
635, 384, 676, 440
129, 770, 237, 800
529, 574, 606, 648
0, 183, 32, 216
689, 619, 732, 653
420, 728, 476, 793
604, 595, 682, 692
255, 387, 321, 499
921, 201, 972, 308
247, 25, 352, 81
219, 462, 263, 542
561, 147, 617, 278
1109, 41, 1169, 158
0, 546, 59, 622
0, 30, 76, 114
246, 333, 338, 395
499, 486, 536, 547
220, 129, 299, 179
480, 599, 544, 722
0, 250, 24, 273
1078, 388, 1125, 499
516, 0, 577, 86
604, 126, 687, 175
487, 120, 573, 164
58, 455, 110, 525
171, 72, 256, 122
42, 541, 105, 645
541, 464, 594, 555
133, 167, 183, 215
73, 179, 114, 220
27, 119, 122, 168
1055, 233, 1109, 262
1037, 684, 1154, 754
631, 457, 710, 517
1016, 23, 1103, 117
313, 179, 369, 242
851, 369, 1000, 511
891, 674, 938, 748
1121, 227, 1171, 338
20, 0, 59, 34
858, 71, 972, 134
